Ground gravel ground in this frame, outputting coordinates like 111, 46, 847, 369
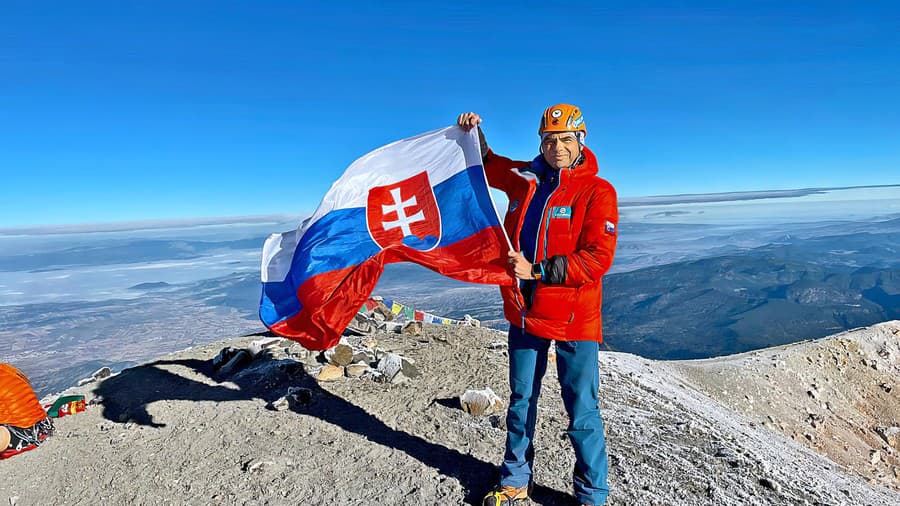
3, 323, 899, 505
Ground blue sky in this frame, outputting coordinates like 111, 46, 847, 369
2, 1, 898, 227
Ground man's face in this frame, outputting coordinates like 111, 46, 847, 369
541, 132, 580, 169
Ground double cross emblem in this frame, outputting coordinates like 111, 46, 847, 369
366, 172, 441, 251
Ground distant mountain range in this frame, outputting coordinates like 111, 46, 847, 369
373, 219, 900, 360
602, 245, 900, 359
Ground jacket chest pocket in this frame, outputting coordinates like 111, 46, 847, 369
544, 205, 577, 257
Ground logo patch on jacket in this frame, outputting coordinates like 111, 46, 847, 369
605, 220, 616, 235
552, 206, 572, 219
508, 199, 519, 213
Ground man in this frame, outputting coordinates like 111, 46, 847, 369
457, 104, 618, 506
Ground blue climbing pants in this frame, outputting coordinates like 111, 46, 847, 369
499, 327, 609, 505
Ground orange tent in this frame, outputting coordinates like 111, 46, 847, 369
0, 363, 47, 428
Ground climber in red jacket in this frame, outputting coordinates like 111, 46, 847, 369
458, 104, 617, 506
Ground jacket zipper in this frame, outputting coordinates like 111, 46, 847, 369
522, 171, 561, 336
535, 172, 561, 264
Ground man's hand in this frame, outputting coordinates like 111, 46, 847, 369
508, 250, 535, 280
457, 112, 482, 132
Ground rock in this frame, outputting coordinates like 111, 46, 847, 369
362, 338, 378, 349
379, 321, 403, 333
317, 364, 344, 382
874, 426, 900, 448
325, 343, 355, 366
488, 341, 508, 350
243, 459, 274, 473
352, 349, 375, 365
219, 350, 252, 375
248, 337, 284, 356
270, 387, 313, 411
399, 357, 419, 379
346, 362, 371, 378
377, 353, 402, 380
271, 396, 291, 411
373, 302, 395, 321
345, 313, 375, 335
288, 387, 313, 406
460, 388, 504, 417
285, 345, 310, 360
714, 446, 741, 467
92, 367, 112, 380
758, 478, 782, 493
402, 321, 423, 335
9, 496, 20, 506
213, 347, 240, 370
870, 450, 881, 465
376, 353, 419, 383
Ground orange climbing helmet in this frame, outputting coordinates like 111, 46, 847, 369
538, 103, 586, 137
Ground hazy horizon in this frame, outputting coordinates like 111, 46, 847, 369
3, 183, 898, 234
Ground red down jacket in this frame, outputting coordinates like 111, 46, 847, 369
484, 146, 618, 342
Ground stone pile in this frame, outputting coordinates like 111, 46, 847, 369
312, 338, 419, 384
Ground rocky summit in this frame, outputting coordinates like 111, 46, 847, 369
3, 322, 899, 505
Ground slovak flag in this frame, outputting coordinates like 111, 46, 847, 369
260, 126, 514, 349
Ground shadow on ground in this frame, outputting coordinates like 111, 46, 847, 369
94, 351, 576, 505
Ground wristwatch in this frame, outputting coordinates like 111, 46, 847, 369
531, 262, 543, 281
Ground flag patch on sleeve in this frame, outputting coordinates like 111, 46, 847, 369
605, 220, 616, 235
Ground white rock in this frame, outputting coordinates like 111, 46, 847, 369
377, 353, 403, 381
249, 337, 284, 356
91, 367, 112, 380
869, 450, 881, 465
460, 388, 504, 417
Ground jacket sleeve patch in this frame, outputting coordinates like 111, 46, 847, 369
604, 220, 616, 235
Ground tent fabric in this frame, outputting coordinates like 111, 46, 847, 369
0, 363, 48, 428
